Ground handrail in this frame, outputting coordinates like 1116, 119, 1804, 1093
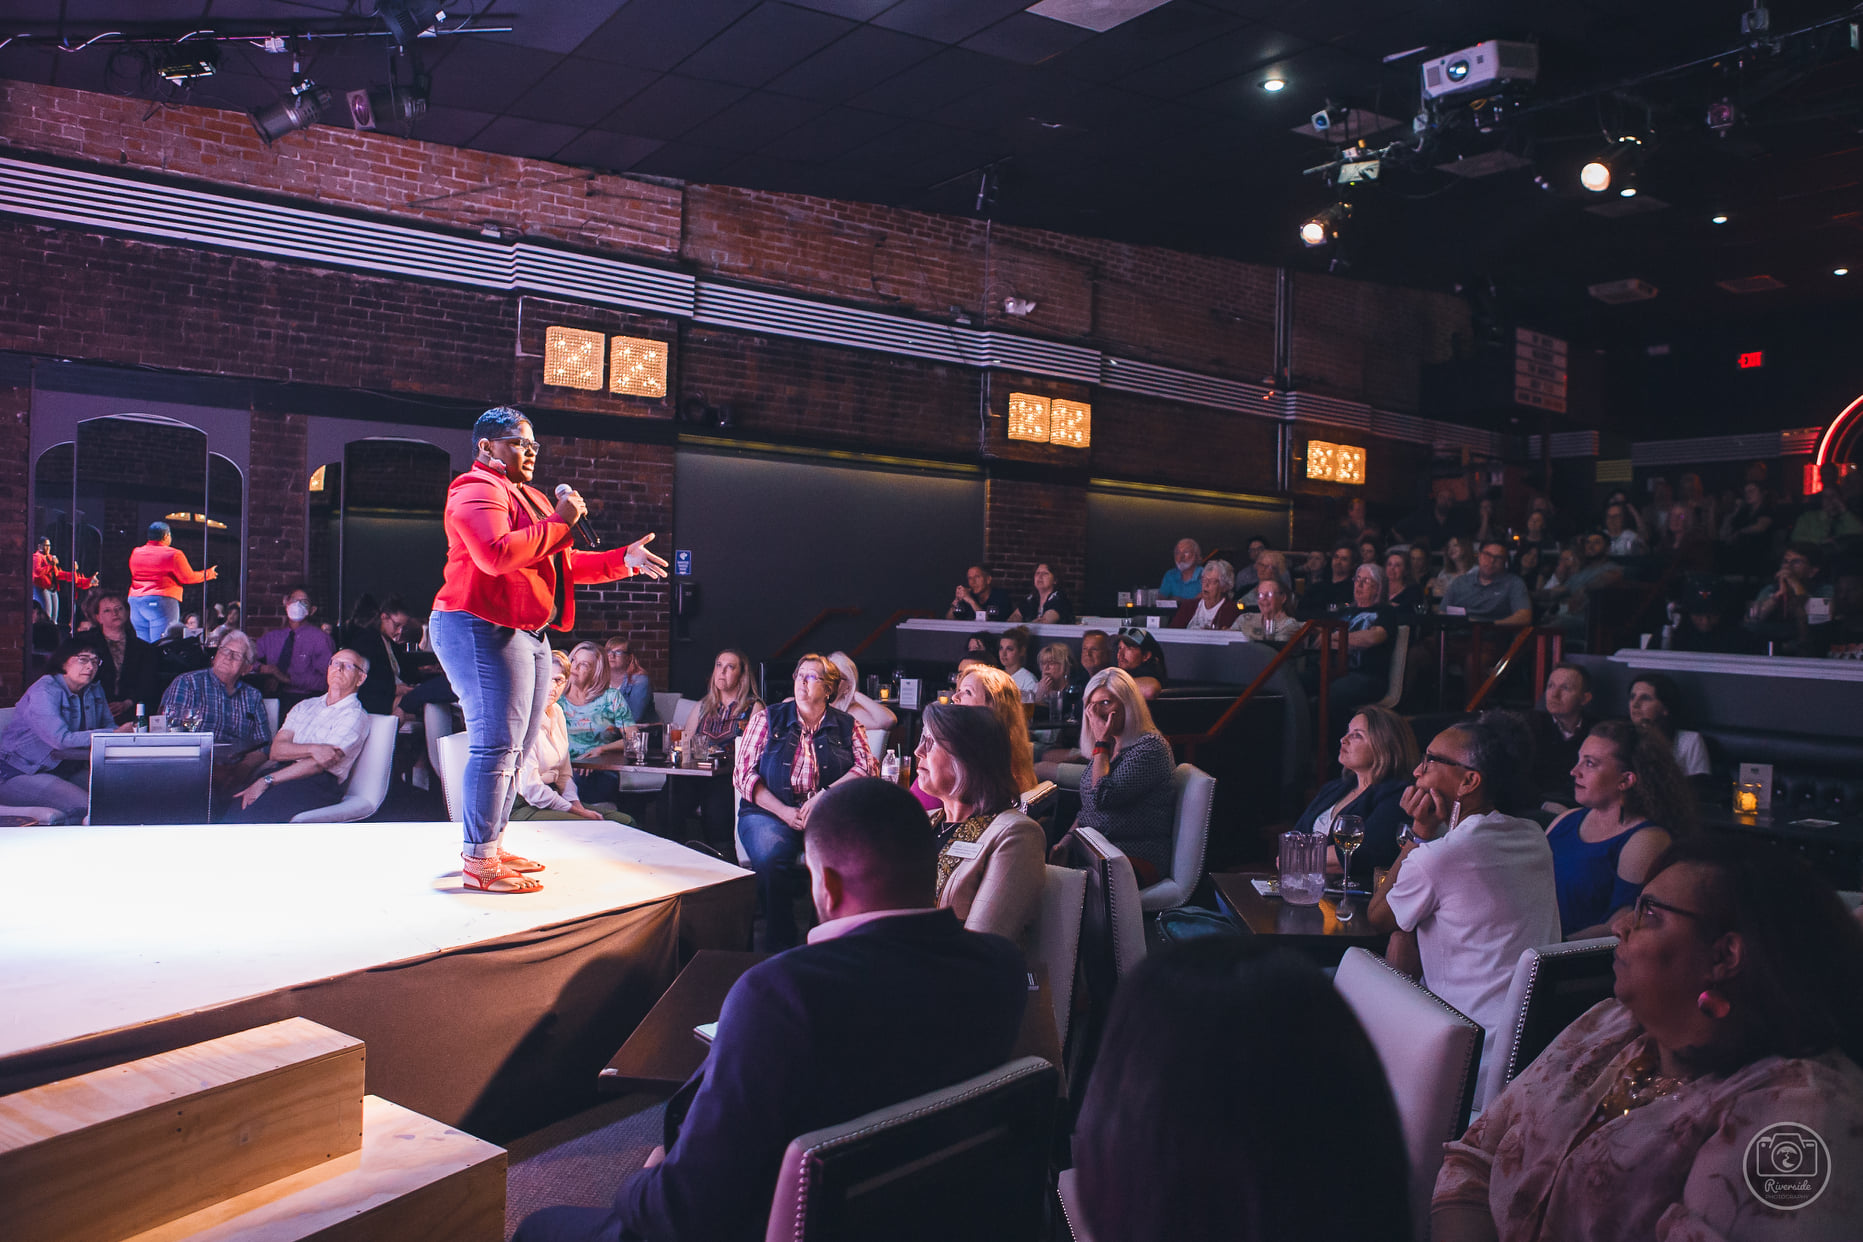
771, 606, 860, 660
1465, 625, 1564, 712
1164, 619, 1343, 768
848, 608, 932, 660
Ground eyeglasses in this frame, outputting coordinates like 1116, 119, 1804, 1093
495, 436, 541, 455
329, 660, 366, 674
1420, 751, 1469, 769
795, 673, 824, 685
66, 654, 102, 667
1630, 892, 1708, 930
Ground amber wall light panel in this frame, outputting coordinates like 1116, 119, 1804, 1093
609, 335, 669, 398
544, 325, 605, 391
1306, 440, 1367, 485
1049, 399, 1091, 448
1007, 392, 1052, 442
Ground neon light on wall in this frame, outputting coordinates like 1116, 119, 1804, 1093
1809, 393, 1863, 494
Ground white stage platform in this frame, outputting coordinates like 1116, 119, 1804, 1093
0, 820, 754, 1139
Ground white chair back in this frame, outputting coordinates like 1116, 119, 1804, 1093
1333, 946, 1481, 1241
422, 701, 457, 782
262, 698, 280, 733
290, 713, 397, 823
1138, 763, 1213, 912
1374, 624, 1411, 710
652, 690, 680, 724
865, 725, 890, 760
437, 730, 469, 823
1071, 826, 1145, 978
672, 696, 699, 732
1479, 936, 1619, 1111
1031, 865, 1088, 1049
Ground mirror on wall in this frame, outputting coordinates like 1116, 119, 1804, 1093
306, 439, 451, 632
73, 415, 210, 642
204, 453, 245, 630
30, 442, 75, 657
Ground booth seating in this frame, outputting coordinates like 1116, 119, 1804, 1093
1478, 937, 1619, 1112
765, 1056, 1057, 1242
1333, 946, 1482, 1242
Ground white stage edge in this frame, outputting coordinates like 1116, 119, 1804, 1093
0, 819, 748, 1062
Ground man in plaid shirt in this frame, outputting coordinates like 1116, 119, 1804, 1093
161, 629, 273, 800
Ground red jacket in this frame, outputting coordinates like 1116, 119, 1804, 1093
32, 551, 56, 590
129, 543, 207, 599
433, 461, 639, 632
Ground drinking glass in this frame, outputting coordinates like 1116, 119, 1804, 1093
1331, 814, 1366, 892
1277, 831, 1325, 905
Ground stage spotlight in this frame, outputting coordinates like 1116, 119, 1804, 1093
1837, 267, 1851, 277
377, 0, 448, 50
1299, 204, 1348, 247
250, 84, 332, 145
348, 82, 429, 130
1299, 218, 1328, 246
1580, 160, 1611, 192
1262, 77, 1287, 92
1711, 213, 1729, 224
1619, 185, 1638, 198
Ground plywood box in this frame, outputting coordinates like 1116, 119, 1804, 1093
0, 1017, 366, 1242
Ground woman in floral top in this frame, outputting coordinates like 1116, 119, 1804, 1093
560, 640, 633, 803
1433, 838, 1863, 1242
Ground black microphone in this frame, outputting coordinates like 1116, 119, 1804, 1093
554, 484, 602, 548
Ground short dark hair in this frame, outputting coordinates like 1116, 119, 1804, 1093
1478, 538, 1509, 557
1785, 541, 1823, 569
803, 778, 939, 907
1651, 837, 1863, 1074
48, 637, 104, 677
1452, 711, 1536, 813
1549, 661, 1591, 693
1628, 672, 1686, 735
1331, 539, 1356, 555
472, 405, 529, 445
922, 704, 1021, 815
969, 563, 993, 579
146, 520, 171, 541
1075, 939, 1408, 1242
964, 631, 1001, 668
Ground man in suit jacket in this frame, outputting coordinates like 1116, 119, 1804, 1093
514, 778, 1029, 1242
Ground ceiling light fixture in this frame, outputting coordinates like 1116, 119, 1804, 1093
1837, 267, 1851, 277
250, 51, 330, 145
1007, 393, 1052, 442
1299, 203, 1349, 247
1580, 160, 1612, 192
1619, 185, 1638, 198
1262, 77, 1287, 92
1711, 213, 1729, 224
377, 0, 448, 51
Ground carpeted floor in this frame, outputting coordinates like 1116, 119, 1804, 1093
503, 1094, 668, 1240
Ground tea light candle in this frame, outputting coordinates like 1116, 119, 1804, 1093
878, 685, 891, 700
1734, 786, 1759, 815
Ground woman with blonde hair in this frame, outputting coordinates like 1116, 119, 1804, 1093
512, 650, 632, 824
952, 663, 1038, 794
826, 651, 898, 734
1291, 704, 1418, 886
1058, 667, 1176, 883
560, 640, 635, 803
688, 648, 762, 847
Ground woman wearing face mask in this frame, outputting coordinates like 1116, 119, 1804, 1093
0, 638, 134, 819
429, 406, 667, 894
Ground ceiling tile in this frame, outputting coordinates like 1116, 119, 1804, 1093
1114, 23, 1309, 98
463, 116, 585, 159
427, 37, 565, 113
594, 75, 750, 139
870, 0, 1033, 45
552, 130, 667, 170
764, 25, 944, 103
758, 107, 905, 161
575, 0, 764, 72
844, 47, 1006, 117
961, 14, 1098, 65
463, 0, 627, 54
630, 142, 739, 181
507, 57, 659, 126
1044, 1, 1247, 83
781, 0, 898, 16
681, 92, 829, 152
675, 3, 860, 88
407, 105, 499, 147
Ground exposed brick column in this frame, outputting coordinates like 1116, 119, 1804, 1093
983, 478, 1089, 609
0, 384, 28, 699
245, 410, 309, 634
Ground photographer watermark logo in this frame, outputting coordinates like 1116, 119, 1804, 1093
1744, 1122, 1830, 1210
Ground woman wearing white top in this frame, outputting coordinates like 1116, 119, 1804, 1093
1626, 673, 1710, 778
826, 651, 898, 733
996, 626, 1042, 696
510, 651, 632, 823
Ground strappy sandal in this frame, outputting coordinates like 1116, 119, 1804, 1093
461, 853, 543, 893
498, 849, 545, 873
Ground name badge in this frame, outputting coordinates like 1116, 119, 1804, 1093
945, 840, 982, 860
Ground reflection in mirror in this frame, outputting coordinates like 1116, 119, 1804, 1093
31, 442, 74, 660
75, 415, 208, 645
308, 459, 343, 625
337, 439, 451, 624
204, 454, 245, 631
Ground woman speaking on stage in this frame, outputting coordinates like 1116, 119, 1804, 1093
430, 406, 667, 894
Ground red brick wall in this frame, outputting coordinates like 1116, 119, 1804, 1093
983, 477, 1090, 608
1091, 389, 1282, 494
245, 410, 309, 635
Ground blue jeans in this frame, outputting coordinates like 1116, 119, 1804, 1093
131, 596, 180, 643
738, 805, 807, 950
33, 586, 58, 625
428, 610, 552, 852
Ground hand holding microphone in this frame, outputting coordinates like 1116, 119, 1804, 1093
554, 484, 600, 548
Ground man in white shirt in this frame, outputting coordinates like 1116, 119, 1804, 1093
223, 649, 372, 822
1368, 718, 1560, 1110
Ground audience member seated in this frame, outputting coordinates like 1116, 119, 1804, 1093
1057, 668, 1175, 885
1530, 662, 1595, 806
1604, 502, 1647, 557
250, 585, 335, 711
1336, 496, 1372, 541
1168, 558, 1241, 630
733, 654, 879, 949
996, 625, 1041, 695
1808, 568, 1863, 658
160, 629, 273, 802
340, 594, 413, 717
1791, 487, 1863, 549
1430, 535, 1475, 603
826, 651, 898, 734
1641, 477, 1677, 547
76, 588, 161, 724
513, 652, 631, 825
1236, 578, 1302, 643
1472, 493, 1504, 549
1078, 628, 1113, 678
1670, 578, 1752, 655
1432, 839, 1863, 1241
1113, 628, 1168, 699
1293, 705, 1419, 887
1627, 673, 1709, 777
1546, 719, 1691, 940
1357, 533, 1384, 568
1408, 542, 1434, 594
1314, 564, 1398, 728
1008, 561, 1074, 623
1400, 486, 1470, 551
1368, 718, 1561, 1092
1719, 481, 1779, 576
561, 641, 636, 804
953, 664, 1039, 794
224, 650, 371, 822
603, 636, 654, 722
947, 563, 1014, 621
1238, 549, 1291, 609
1232, 536, 1270, 593
1444, 538, 1534, 626
1546, 532, 1624, 631
1303, 542, 1358, 616
961, 630, 1001, 667
1158, 537, 1205, 600
686, 648, 762, 848
0, 640, 128, 820
205, 600, 242, 649
512, 779, 1027, 1242
1074, 938, 1410, 1242
1383, 550, 1425, 613
917, 703, 1045, 948
1746, 542, 1832, 645
126, 519, 217, 643
1514, 507, 1558, 569
1033, 642, 1077, 715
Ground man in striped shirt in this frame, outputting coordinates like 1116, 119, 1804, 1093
161, 629, 273, 801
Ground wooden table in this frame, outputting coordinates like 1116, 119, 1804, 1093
1212, 871, 1390, 965
571, 756, 723, 836
597, 950, 768, 1094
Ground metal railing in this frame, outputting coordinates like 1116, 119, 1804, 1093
1164, 618, 1346, 776
1465, 625, 1565, 712
848, 608, 932, 660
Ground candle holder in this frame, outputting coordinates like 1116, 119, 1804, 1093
1733, 780, 1761, 816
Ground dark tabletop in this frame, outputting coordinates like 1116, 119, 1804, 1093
599, 950, 768, 1094
1212, 871, 1391, 965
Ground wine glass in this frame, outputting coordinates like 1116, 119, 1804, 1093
1331, 813, 1366, 910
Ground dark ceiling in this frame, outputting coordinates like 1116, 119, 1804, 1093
4, 0, 1863, 345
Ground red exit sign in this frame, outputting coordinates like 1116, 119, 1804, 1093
1738, 351, 1765, 369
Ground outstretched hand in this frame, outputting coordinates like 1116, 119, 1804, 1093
625, 532, 670, 579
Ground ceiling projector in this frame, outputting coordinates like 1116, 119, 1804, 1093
1420, 40, 1538, 101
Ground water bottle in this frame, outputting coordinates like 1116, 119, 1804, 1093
134, 702, 149, 733
881, 748, 900, 784
1660, 623, 1674, 650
